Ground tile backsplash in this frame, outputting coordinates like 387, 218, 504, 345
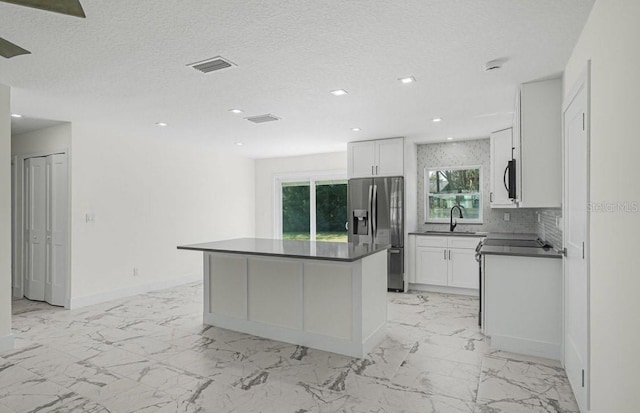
536, 208, 563, 248
416, 139, 546, 234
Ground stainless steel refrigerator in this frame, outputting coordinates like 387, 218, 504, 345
348, 176, 404, 291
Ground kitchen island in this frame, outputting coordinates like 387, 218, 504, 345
177, 238, 389, 357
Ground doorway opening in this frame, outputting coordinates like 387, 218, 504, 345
11, 118, 71, 309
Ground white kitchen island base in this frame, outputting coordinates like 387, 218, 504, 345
179, 239, 389, 358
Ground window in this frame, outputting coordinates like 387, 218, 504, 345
276, 174, 348, 242
425, 166, 482, 223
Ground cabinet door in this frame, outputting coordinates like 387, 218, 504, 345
348, 141, 376, 178
447, 248, 479, 289
376, 138, 404, 177
490, 129, 516, 208
519, 79, 562, 208
415, 247, 448, 286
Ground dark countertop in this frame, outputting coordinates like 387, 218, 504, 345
177, 238, 390, 262
485, 232, 540, 241
480, 245, 563, 259
409, 231, 487, 237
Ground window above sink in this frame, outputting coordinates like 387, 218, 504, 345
424, 166, 483, 224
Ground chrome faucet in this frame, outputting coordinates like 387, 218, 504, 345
450, 205, 464, 232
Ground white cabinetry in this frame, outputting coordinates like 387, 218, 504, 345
411, 235, 482, 291
415, 246, 448, 286
348, 137, 404, 178
489, 128, 516, 208
448, 248, 479, 289
484, 254, 562, 360
513, 78, 563, 208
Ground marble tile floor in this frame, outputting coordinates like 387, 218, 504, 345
0, 283, 579, 413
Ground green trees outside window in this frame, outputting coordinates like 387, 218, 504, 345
282, 179, 348, 242
425, 167, 483, 222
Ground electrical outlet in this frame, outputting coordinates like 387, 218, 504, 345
503, 212, 510, 222
85, 213, 95, 223
133, 267, 139, 276
537, 213, 541, 223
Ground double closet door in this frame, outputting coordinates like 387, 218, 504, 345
24, 154, 68, 307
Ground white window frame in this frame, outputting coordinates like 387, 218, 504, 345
424, 165, 483, 224
274, 170, 347, 240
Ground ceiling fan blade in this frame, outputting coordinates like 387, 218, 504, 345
0, 0, 85, 18
0, 37, 31, 58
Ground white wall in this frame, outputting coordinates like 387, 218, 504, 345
254, 152, 347, 238
11, 123, 71, 155
0, 84, 14, 350
11, 123, 72, 298
564, 0, 640, 410
69, 122, 255, 305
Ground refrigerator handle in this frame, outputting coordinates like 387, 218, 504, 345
368, 184, 373, 238
394, 178, 404, 247
372, 184, 378, 241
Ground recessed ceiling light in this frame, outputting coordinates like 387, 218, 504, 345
399, 76, 416, 84
330, 89, 348, 96
235, 142, 244, 146
447, 137, 454, 140
156, 122, 168, 127
432, 118, 442, 123
352, 128, 361, 132
229, 109, 244, 114
11, 114, 22, 118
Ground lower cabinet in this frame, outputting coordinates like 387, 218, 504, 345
415, 247, 448, 285
412, 235, 483, 290
448, 248, 480, 289
483, 254, 562, 360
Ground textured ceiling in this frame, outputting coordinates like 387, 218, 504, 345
0, 0, 594, 158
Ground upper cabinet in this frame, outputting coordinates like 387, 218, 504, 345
515, 78, 563, 208
348, 137, 404, 178
490, 128, 517, 208
490, 78, 562, 209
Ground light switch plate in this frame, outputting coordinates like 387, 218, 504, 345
503, 212, 510, 222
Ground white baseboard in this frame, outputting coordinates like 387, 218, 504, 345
204, 312, 386, 358
489, 334, 561, 361
409, 283, 479, 297
0, 334, 15, 352
68, 274, 201, 309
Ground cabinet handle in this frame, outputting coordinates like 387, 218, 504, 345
444, 249, 447, 260
376, 165, 379, 175
490, 192, 493, 202
371, 165, 374, 175
449, 250, 451, 260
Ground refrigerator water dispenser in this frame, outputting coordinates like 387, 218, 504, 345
352, 209, 369, 235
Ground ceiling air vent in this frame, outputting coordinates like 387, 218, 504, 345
188, 56, 236, 73
246, 114, 280, 124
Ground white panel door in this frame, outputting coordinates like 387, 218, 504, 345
24, 157, 47, 301
44, 154, 68, 306
563, 73, 589, 411
447, 248, 479, 289
415, 247, 447, 286
348, 141, 375, 178
376, 138, 404, 177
